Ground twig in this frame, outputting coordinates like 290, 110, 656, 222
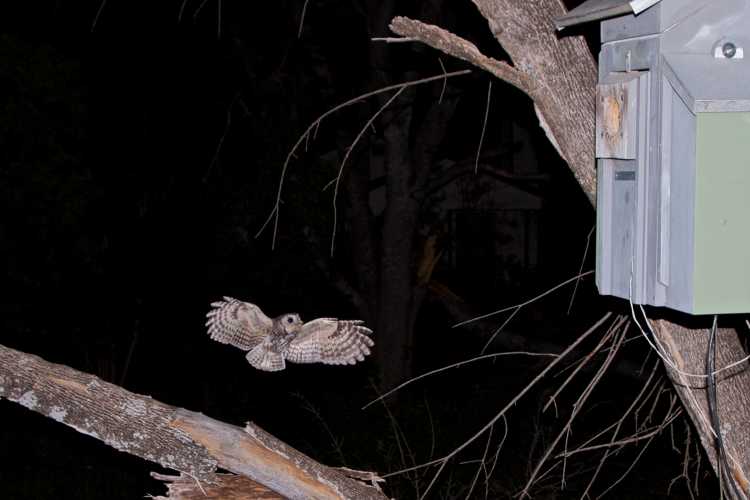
567, 224, 594, 314
561, 409, 682, 458
465, 425, 494, 499
329, 88, 405, 256
119, 318, 140, 387
203, 94, 238, 182
178, 0, 189, 21
596, 395, 681, 498
292, 393, 347, 466
368, 381, 421, 498
553, 334, 641, 380
437, 59, 448, 104
481, 307, 520, 353
519, 318, 627, 498
484, 415, 508, 498
454, 270, 594, 328
424, 396, 436, 460
216, 0, 221, 39
381, 313, 613, 499
297, 0, 310, 38
256, 69, 471, 248
560, 363, 660, 457
371, 37, 417, 43
542, 318, 624, 412
91, 0, 107, 31
362, 350, 558, 410
193, 0, 211, 21
668, 423, 697, 500
475, 80, 492, 173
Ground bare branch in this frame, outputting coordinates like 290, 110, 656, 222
298, 0, 311, 38
91, 0, 107, 31
561, 409, 682, 458
597, 394, 682, 498
362, 350, 558, 410
520, 317, 628, 497
329, 88, 405, 256
381, 313, 613, 498
474, 80, 492, 173
567, 224, 595, 314
542, 317, 626, 412
255, 69, 471, 248
453, 270, 594, 328
389, 17, 533, 96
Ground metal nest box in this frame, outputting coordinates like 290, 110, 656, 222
557, 0, 750, 314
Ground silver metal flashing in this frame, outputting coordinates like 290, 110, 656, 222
555, 0, 662, 29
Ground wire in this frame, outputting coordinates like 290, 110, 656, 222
622, 182, 745, 498
706, 315, 744, 499
625, 242, 745, 497
627, 270, 750, 379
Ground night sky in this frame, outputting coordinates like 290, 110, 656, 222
0, 1, 715, 498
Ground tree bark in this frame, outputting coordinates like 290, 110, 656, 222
152, 472, 284, 499
389, 1, 750, 495
0, 343, 387, 500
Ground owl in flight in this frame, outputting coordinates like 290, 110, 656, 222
205, 297, 374, 371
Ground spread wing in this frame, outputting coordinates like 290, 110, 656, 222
205, 297, 273, 351
284, 318, 374, 365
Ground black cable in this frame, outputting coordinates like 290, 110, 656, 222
706, 315, 743, 499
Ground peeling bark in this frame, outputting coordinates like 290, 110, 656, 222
0, 343, 387, 500
152, 472, 283, 499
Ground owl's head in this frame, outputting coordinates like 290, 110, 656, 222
277, 313, 303, 334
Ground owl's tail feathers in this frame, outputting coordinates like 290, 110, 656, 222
246, 345, 286, 372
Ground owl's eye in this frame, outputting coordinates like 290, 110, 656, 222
287, 317, 294, 324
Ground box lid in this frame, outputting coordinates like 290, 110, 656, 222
555, 0, 662, 29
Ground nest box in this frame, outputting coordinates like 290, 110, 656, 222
556, 0, 750, 314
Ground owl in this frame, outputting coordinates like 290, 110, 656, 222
205, 297, 374, 371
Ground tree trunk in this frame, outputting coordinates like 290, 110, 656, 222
389, 0, 750, 495
0, 343, 387, 500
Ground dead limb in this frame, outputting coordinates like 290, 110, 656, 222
0, 343, 387, 500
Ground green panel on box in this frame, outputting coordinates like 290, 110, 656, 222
693, 112, 750, 314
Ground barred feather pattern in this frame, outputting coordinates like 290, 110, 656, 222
285, 319, 374, 366
205, 298, 374, 371
205, 297, 271, 351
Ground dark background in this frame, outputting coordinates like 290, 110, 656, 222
0, 1, 715, 498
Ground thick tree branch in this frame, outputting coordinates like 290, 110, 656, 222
653, 320, 750, 494
0, 343, 387, 500
389, 12, 597, 202
471, 0, 598, 201
389, 17, 533, 96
